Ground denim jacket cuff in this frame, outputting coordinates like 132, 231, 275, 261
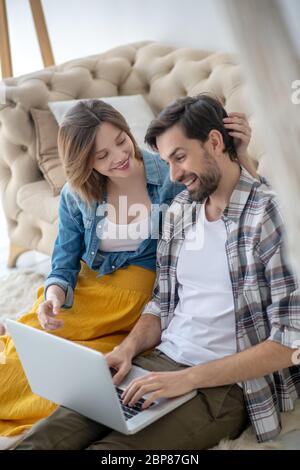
44, 277, 74, 309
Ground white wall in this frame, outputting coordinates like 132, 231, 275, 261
5, 0, 299, 78
6, 0, 239, 77
279, 0, 300, 56
5, 0, 299, 79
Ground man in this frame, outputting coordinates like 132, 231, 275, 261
16, 95, 300, 450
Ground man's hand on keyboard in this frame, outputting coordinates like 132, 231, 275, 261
105, 345, 133, 386
121, 369, 193, 409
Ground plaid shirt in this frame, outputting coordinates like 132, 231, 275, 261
142, 167, 300, 442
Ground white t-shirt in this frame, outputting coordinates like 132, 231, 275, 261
100, 216, 150, 252
157, 202, 237, 366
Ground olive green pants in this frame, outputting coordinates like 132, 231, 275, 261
15, 350, 249, 450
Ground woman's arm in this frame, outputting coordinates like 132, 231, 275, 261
44, 185, 85, 309
237, 151, 258, 179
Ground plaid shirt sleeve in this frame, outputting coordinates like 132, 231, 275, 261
260, 197, 300, 349
141, 243, 162, 318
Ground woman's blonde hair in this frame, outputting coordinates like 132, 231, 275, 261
58, 99, 141, 205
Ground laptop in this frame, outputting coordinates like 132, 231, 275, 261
6, 319, 197, 435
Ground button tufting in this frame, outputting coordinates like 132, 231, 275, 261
34, 227, 43, 239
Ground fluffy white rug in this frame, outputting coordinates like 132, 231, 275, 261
0, 269, 45, 325
213, 403, 300, 449
1, 269, 300, 450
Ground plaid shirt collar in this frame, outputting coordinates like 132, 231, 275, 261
223, 166, 261, 223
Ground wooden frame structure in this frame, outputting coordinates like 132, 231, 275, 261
0, 0, 54, 78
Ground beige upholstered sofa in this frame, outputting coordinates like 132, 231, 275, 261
0, 41, 267, 267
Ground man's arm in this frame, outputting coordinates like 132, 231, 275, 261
186, 340, 297, 389
114, 314, 161, 359
122, 242, 164, 359
121, 338, 298, 409
237, 152, 259, 179
106, 314, 161, 385
107, 240, 163, 386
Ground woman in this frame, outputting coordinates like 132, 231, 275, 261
0, 99, 254, 437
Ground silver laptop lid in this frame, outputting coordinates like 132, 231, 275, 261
6, 319, 128, 434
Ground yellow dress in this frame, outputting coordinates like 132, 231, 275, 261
0, 263, 155, 437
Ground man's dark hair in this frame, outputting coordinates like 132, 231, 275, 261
145, 94, 238, 161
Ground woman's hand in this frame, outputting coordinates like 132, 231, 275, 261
223, 112, 258, 179
37, 299, 64, 330
37, 285, 65, 330
223, 112, 251, 157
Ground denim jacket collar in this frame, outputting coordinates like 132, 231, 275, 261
141, 149, 164, 186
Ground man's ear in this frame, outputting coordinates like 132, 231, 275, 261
206, 129, 224, 155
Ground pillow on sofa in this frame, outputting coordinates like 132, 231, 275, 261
30, 108, 66, 196
48, 94, 155, 150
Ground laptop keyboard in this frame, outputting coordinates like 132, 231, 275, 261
116, 387, 153, 421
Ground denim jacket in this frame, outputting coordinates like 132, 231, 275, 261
45, 149, 184, 308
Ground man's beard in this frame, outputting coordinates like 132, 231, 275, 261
179, 153, 222, 202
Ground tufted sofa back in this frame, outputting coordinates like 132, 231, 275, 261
0, 41, 267, 260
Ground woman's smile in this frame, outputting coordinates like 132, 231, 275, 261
112, 156, 130, 171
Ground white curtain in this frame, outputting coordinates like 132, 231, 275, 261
223, 0, 300, 279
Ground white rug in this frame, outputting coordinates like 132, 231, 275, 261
0, 269, 45, 326
213, 405, 300, 450
1, 269, 300, 450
